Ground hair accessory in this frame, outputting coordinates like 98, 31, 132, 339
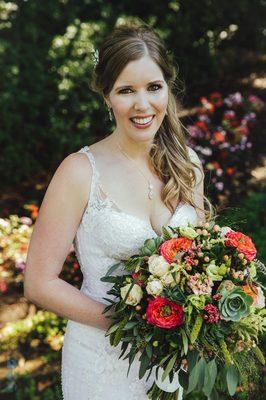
91, 48, 99, 68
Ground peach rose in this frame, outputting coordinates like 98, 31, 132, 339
160, 238, 193, 263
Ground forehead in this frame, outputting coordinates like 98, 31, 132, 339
113, 56, 164, 87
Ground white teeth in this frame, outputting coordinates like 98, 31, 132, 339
131, 116, 153, 124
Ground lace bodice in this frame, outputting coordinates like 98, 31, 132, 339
74, 146, 199, 304
62, 145, 197, 399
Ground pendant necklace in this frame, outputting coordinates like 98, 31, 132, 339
116, 141, 154, 200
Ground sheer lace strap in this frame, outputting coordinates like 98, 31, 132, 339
77, 146, 100, 207
77, 146, 120, 213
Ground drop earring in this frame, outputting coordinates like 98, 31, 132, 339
107, 106, 113, 121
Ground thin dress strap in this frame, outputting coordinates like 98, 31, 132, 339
77, 146, 100, 209
77, 146, 123, 214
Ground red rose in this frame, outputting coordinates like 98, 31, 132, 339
160, 237, 193, 263
225, 231, 257, 261
146, 297, 184, 329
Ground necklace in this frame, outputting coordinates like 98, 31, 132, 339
116, 140, 154, 200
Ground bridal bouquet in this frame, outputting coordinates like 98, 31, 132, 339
101, 222, 266, 399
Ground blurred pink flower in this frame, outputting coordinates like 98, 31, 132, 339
215, 182, 224, 191
15, 261, 26, 271
20, 216, 33, 226
224, 92, 243, 107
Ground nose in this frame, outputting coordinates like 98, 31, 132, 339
134, 90, 150, 111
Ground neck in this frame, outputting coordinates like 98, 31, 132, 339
109, 131, 154, 162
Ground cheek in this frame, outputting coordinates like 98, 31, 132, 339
153, 91, 168, 112
112, 98, 132, 116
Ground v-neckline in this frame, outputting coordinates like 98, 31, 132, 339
85, 146, 184, 237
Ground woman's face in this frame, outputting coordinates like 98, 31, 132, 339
105, 55, 168, 143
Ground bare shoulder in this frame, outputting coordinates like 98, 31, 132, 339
57, 151, 93, 183
41, 150, 93, 221
24, 150, 94, 297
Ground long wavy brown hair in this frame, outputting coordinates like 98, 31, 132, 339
90, 20, 216, 221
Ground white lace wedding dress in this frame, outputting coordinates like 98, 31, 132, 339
61, 146, 198, 399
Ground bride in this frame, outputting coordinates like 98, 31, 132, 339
24, 21, 214, 399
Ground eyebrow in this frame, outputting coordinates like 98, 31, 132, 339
115, 80, 165, 91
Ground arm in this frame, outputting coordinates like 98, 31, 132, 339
187, 146, 205, 223
24, 152, 112, 331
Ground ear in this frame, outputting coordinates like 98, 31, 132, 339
104, 95, 111, 108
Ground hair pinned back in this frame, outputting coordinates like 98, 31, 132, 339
90, 20, 215, 221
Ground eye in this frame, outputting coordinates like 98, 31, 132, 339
149, 84, 162, 91
118, 84, 163, 94
118, 88, 132, 94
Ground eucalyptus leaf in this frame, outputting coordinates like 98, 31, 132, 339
119, 342, 129, 359
125, 257, 142, 271
159, 352, 174, 366
102, 297, 115, 304
139, 352, 150, 379
226, 364, 239, 396
197, 357, 207, 390
179, 369, 189, 390
203, 359, 217, 396
162, 353, 178, 382
100, 276, 118, 283
145, 332, 153, 341
187, 359, 202, 394
181, 329, 188, 355
208, 387, 220, 400
105, 321, 120, 336
126, 348, 137, 377
146, 344, 153, 360
187, 349, 199, 372
122, 321, 138, 330
105, 262, 123, 277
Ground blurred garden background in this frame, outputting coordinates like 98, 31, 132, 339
0, 0, 265, 399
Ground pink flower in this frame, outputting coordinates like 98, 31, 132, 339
215, 182, 224, 191
187, 273, 213, 295
187, 125, 204, 138
15, 261, 26, 271
224, 92, 243, 108
203, 304, 221, 324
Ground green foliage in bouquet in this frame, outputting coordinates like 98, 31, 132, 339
100, 221, 266, 399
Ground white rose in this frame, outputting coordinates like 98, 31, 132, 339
120, 283, 143, 306
148, 254, 170, 277
160, 273, 175, 287
146, 278, 164, 297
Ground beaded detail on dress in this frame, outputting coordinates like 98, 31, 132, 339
61, 146, 199, 399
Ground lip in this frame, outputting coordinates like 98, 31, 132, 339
129, 115, 155, 129
130, 114, 155, 119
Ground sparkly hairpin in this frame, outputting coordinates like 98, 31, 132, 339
91, 48, 99, 67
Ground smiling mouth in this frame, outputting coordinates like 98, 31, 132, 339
130, 115, 155, 125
